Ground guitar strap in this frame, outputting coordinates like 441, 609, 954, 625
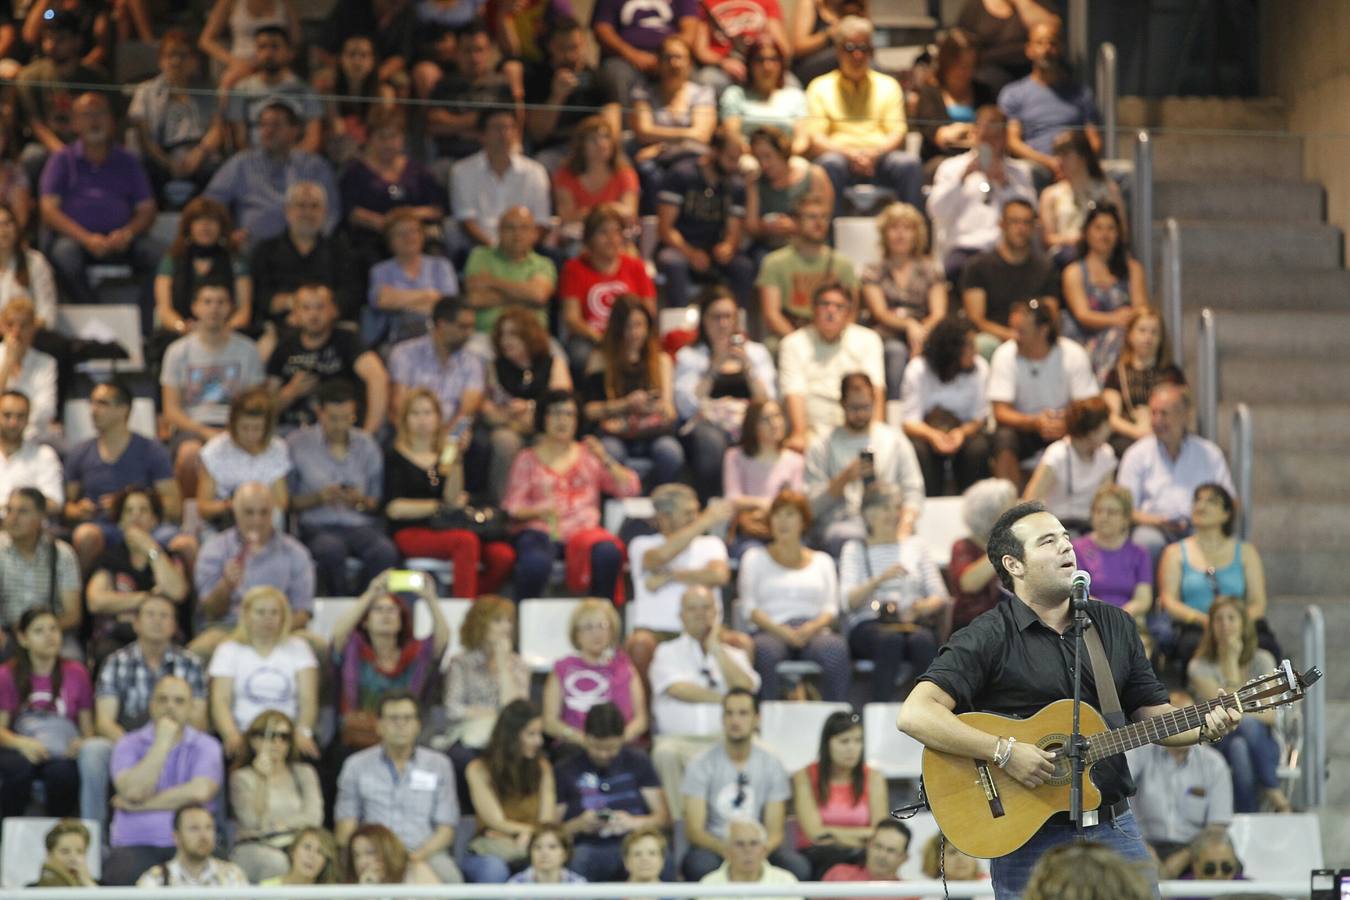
1083, 623, 1126, 726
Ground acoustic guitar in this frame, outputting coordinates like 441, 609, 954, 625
920, 660, 1321, 859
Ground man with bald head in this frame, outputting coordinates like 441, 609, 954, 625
190, 481, 316, 657
39, 91, 160, 308
464, 205, 557, 338
105, 675, 225, 885
249, 180, 357, 329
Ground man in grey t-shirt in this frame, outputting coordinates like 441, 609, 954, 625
680, 689, 809, 881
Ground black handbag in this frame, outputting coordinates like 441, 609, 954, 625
427, 504, 511, 544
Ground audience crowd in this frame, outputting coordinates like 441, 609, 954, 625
0, 0, 1293, 891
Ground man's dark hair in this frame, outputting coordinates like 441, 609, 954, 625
258, 99, 300, 128
0, 389, 29, 410
874, 818, 912, 847
1011, 297, 1058, 342
13, 486, 46, 515
172, 803, 212, 832
193, 279, 236, 304
839, 372, 874, 403
547, 15, 584, 40
97, 377, 133, 408
812, 281, 851, 307
987, 500, 1049, 590
253, 24, 290, 44
477, 98, 517, 132
723, 686, 759, 714
377, 689, 419, 719
317, 378, 358, 408
457, 19, 490, 41
583, 702, 625, 739
431, 295, 463, 324
1001, 197, 1036, 218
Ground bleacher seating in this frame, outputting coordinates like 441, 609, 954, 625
518, 597, 585, 673
863, 702, 925, 780
757, 700, 852, 775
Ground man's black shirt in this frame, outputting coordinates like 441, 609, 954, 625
920, 595, 1168, 806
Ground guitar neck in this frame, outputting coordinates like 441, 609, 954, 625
1085, 694, 1237, 764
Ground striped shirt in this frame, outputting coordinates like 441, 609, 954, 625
837, 536, 948, 631
0, 535, 79, 628
95, 642, 207, 731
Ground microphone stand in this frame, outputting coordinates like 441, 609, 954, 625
1068, 589, 1089, 834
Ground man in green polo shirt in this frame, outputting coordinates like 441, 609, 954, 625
756, 195, 858, 339
464, 206, 557, 334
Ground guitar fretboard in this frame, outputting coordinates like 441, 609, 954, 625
1085, 693, 1241, 763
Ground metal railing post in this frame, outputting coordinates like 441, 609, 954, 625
1134, 131, 1154, 287
1230, 403, 1252, 541
1301, 605, 1326, 809
1197, 309, 1217, 441
1096, 43, 1118, 160
1162, 218, 1183, 366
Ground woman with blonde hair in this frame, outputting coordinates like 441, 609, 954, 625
228, 709, 324, 881
542, 599, 647, 745
862, 202, 948, 401
1187, 595, 1288, 812
208, 586, 319, 761
345, 822, 438, 884
259, 826, 339, 886
383, 387, 515, 597
198, 385, 290, 526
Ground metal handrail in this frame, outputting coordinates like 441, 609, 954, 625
1097, 43, 1118, 159
1197, 309, 1218, 441
1161, 218, 1183, 365
1300, 604, 1327, 810
1231, 402, 1252, 540
1134, 131, 1154, 286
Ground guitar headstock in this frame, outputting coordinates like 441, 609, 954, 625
1233, 660, 1323, 713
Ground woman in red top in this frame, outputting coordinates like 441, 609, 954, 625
559, 204, 656, 374
791, 710, 887, 879
553, 117, 639, 234
501, 390, 641, 602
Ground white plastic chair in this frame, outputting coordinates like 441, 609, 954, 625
56, 304, 144, 372
518, 598, 585, 673
833, 217, 882, 273
1, 817, 102, 887
896, 811, 945, 882
863, 702, 925, 780
915, 496, 969, 569
757, 700, 852, 775
603, 497, 656, 536
1227, 812, 1323, 882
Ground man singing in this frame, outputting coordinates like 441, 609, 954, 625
898, 501, 1241, 898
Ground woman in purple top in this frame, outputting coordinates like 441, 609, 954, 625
0, 608, 95, 818
541, 599, 647, 746
331, 569, 451, 751
1071, 484, 1152, 620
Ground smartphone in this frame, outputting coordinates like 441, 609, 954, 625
596, 809, 613, 823
387, 570, 426, 593
730, 333, 746, 348
860, 449, 876, 487
438, 442, 459, 468
977, 143, 993, 171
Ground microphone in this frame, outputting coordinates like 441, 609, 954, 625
1070, 569, 1092, 611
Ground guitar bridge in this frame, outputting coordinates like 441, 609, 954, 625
974, 760, 1006, 819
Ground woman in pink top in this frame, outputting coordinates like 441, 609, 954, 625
722, 398, 804, 558
791, 710, 887, 879
541, 599, 647, 746
502, 390, 641, 602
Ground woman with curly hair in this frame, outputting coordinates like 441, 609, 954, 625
345, 822, 438, 884
899, 317, 991, 495
153, 196, 252, 337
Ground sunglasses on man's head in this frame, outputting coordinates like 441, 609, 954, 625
732, 772, 749, 808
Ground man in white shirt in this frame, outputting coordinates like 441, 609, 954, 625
927, 105, 1035, 281
450, 109, 550, 252
805, 372, 925, 556
0, 389, 62, 508
0, 297, 56, 441
650, 586, 759, 819
135, 805, 247, 887
626, 485, 733, 677
1116, 383, 1234, 563
779, 283, 885, 452
699, 819, 802, 900
987, 298, 1098, 488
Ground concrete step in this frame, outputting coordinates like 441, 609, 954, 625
1118, 96, 1289, 132
1152, 132, 1303, 181
1155, 179, 1324, 222
1156, 219, 1343, 270
1218, 402, 1350, 451
1181, 311, 1350, 357
1247, 500, 1350, 552
1262, 553, 1350, 598
1249, 451, 1350, 501
1263, 596, 1348, 669
1216, 358, 1350, 404
1178, 267, 1350, 312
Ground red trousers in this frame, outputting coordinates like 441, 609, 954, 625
392, 528, 515, 597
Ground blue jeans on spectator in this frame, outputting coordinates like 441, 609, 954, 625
301, 523, 401, 596
1219, 717, 1282, 812
816, 149, 924, 214
682, 845, 811, 882
848, 619, 938, 702
462, 850, 513, 883
752, 618, 851, 702
681, 418, 729, 501
600, 434, 685, 491
989, 810, 1158, 900
0, 748, 79, 817
78, 736, 113, 829
656, 245, 757, 311
883, 336, 910, 401
512, 528, 624, 601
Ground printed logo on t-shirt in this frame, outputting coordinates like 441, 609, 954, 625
705, 0, 768, 41
619, 0, 673, 29
712, 777, 757, 825
561, 666, 614, 716
585, 279, 629, 331
185, 361, 244, 408
241, 664, 296, 710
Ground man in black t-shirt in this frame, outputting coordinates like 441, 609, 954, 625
960, 198, 1059, 359
898, 500, 1243, 899
426, 22, 517, 161
266, 284, 390, 432
524, 18, 620, 168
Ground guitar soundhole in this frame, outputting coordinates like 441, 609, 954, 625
1038, 734, 1073, 785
